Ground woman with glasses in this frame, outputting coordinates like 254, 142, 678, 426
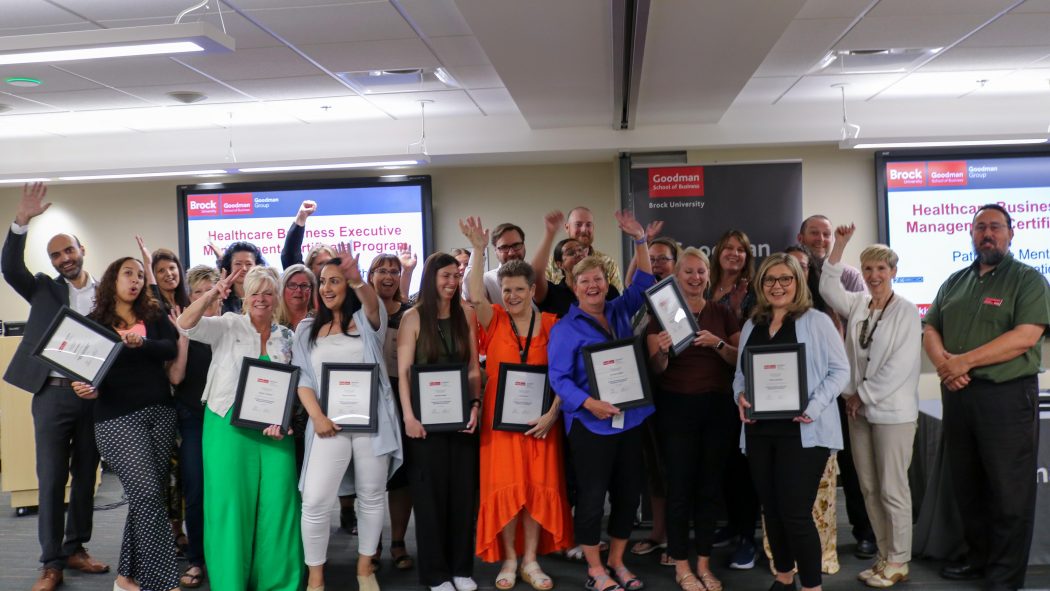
531, 211, 620, 319
277, 264, 317, 331
819, 225, 920, 589
735, 253, 849, 591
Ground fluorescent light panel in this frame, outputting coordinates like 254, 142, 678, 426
0, 41, 204, 65
238, 160, 422, 173
59, 170, 227, 181
847, 138, 1048, 149
0, 177, 51, 184
0, 23, 233, 66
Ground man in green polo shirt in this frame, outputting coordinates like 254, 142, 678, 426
923, 203, 1049, 591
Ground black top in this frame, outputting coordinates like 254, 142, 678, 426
389, 301, 409, 329
539, 279, 620, 318
281, 222, 305, 269
174, 340, 212, 415
94, 317, 178, 422
744, 318, 798, 433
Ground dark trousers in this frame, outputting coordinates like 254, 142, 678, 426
837, 396, 874, 543
656, 391, 732, 559
31, 384, 100, 569
943, 376, 1039, 590
176, 402, 205, 567
724, 443, 759, 541
409, 432, 478, 586
746, 422, 829, 589
569, 424, 644, 546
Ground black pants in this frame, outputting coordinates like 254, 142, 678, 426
943, 376, 1039, 590
31, 384, 100, 569
409, 432, 478, 586
837, 396, 874, 543
723, 441, 759, 541
569, 424, 644, 546
176, 402, 205, 567
657, 391, 733, 559
746, 422, 829, 589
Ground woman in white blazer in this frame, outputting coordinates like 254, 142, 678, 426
819, 225, 921, 589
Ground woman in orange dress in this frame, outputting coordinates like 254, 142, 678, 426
460, 217, 573, 591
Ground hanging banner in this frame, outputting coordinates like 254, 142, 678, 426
629, 162, 803, 261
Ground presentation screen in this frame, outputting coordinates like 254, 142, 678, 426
177, 176, 432, 296
876, 149, 1050, 315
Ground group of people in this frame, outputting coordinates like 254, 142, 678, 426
4, 180, 1047, 591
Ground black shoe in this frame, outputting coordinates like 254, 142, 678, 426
767, 580, 797, 591
939, 563, 984, 581
854, 539, 877, 559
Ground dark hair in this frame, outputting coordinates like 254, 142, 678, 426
368, 253, 404, 302
798, 214, 831, 236
496, 259, 535, 287
973, 203, 1013, 229
151, 248, 189, 308
649, 237, 680, 263
89, 257, 162, 330
308, 258, 363, 347
491, 223, 525, 247
553, 238, 581, 264
414, 252, 470, 363
219, 241, 267, 276
710, 229, 756, 291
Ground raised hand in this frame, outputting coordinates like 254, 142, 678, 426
16, 182, 50, 226
295, 200, 317, 226
135, 235, 153, 266
336, 243, 364, 286
398, 246, 418, 272
213, 267, 242, 300
458, 216, 489, 250
207, 241, 225, 260
645, 220, 665, 242
835, 223, 856, 243
543, 210, 565, 235
614, 209, 645, 241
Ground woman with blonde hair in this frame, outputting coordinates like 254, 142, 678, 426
276, 264, 316, 331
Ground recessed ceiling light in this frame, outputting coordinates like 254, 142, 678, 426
810, 47, 941, 75
167, 91, 207, 104
0, 177, 51, 184
58, 169, 227, 181
5, 77, 41, 87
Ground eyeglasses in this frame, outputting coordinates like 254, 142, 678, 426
973, 223, 1008, 233
496, 242, 525, 254
762, 275, 795, 288
650, 256, 674, 265
561, 248, 584, 258
286, 283, 312, 291
372, 268, 401, 277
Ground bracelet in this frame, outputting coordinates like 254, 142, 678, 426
470, 398, 482, 408
349, 281, 366, 290
633, 235, 647, 245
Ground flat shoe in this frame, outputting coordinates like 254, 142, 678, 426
496, 560, 518, 590
697, 571, 722, 591
520, 561, 553, 591
630, 539, 666, 556
674, 573, 703, 591
358, 573, 380, 591
608, 565, 644, 591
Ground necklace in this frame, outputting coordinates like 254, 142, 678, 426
858, 292, 894, 350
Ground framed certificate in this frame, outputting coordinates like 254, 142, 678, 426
743, 343, 809, 419
582, 337, 653, 410
644, 276, 699, 356
410, 363, 470, 432
493, 363, 552, 432
32, 306, 123, 386
231, 357, 300, 432
320, 363, 380, 432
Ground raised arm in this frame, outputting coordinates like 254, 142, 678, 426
136, 235, 157, 286
177, 267, 241, 331
281, 199, 315, 268
336, 245, 380, 330
2, 182, 51, 300
459, 216, 494, 327
616, 209, 651, 276
625, 220, 663, 288
398, 246, 417, 302
531, 210, 563, 305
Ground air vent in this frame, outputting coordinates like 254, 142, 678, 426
336, 67, 460, 95
811, 47, 941, 75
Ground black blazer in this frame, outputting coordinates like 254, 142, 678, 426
1, 228, 74, 394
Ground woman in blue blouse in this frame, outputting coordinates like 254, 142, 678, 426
734, 253, 850, 591
548, 210, 653, 591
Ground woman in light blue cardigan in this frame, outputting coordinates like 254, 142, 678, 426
733, 253, 849, 591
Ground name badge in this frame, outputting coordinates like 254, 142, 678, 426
983, 297, 1003, 307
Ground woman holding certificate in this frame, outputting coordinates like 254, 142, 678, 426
460, 217, 572, 591
72, 257, 180, 591
646, 247, 739, 591
819, 225, 920, 588
177, 266, 304, 591
547, 210, 655, 591
292, 254, 403, 591
734, 253, 849, 591
396, 252, 482, 591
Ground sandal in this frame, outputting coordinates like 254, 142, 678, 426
697, 571, 721, 591
519, 562, 553, 591
179, 566, 204, 589
630, 539, 666, 556
608, 565, 645, 591
496, 560, 518, 590
674, 572, 703, 591
391, 540, 414, 571
584, 573, 621, 591
659, 553, 674, 567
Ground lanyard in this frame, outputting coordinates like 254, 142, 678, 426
508, 309, 536, 363
435, 321, 455, 357
579, 311, 616, 342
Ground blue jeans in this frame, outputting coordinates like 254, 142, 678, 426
177, 402, 206, 567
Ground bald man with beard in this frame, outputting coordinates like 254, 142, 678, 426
546, 206, 625, 293
2, 183, 108, 591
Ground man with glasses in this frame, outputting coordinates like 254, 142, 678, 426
463, 222, 528, 304
924, 204, 1049, 591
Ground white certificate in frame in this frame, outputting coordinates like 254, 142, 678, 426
231, 357, 300, 432
32, 306, 123, 386
410, 363, 469, 431
644, 276, 699, 355
744, 343, 808, 419
321, 363, 379, 432
493, 363, 552, 432
582, 337, 653, 410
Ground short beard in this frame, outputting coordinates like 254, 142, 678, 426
975, 246, 1005, 266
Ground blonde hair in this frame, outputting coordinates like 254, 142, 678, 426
305, 244, 337, 271
859, 244, 899, 269
571, 255, 605, 285
751, 253, 812, 324
242, 266, 280, 315
275, 264, 316, 328
185, 265, 219, 290
676, 247, 709, 272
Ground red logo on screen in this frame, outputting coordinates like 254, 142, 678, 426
917, 304, 931, 317
186, 195, 219, 217
649, 166, 704, 198
928, 161, 967, 187
886, 163, 925, 188
221, 193, 254, 216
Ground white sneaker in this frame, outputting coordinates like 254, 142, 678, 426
453, 576, 478, 591
430, 582, 455, 591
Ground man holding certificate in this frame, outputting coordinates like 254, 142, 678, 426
548, 210, 654, 591
460, 217, 571, 591
2, 182, 110, 591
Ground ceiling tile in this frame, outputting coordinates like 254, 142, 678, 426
47, 0, 223, 21
262, 95, 386, 123
444, 65, 502, 89
227, 75, 351, 100
365, 89, 482, 118
0, 92, 64, 115
397, 0, 473, 37
796, 0, 872, 20
233, 0, 383, 8
115, 81, 255, 105
782, 72, 903, 103
1012, 0, 1050, 12
0, 65, 103, 92
731, 76, 798, 105
94, 11, 282, 50
0, 0, 87, 28
961, 13, 1050, 47
56, 56, 215, 87
835, 14, 992, 49
467, 87, 518, 116
302, 39, 440, 72
755, 18, 855, 77
17, 87, 152, 110
427, 35, 490, 66
868, 0, 1018, 17
877, 70, 1013, 98
918, 46, 1050, 72
179, 46, 319, 80
243, 3, 416, 45
967, 67, 1050, 94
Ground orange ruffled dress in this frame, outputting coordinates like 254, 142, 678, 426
475, 305, 573, 562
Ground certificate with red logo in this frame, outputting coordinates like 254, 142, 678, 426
232, 357, 300, 432
582, 337, 653, 411
743, 343, 808, 420
411, 363, 470, 432
33, 306, 123, 386
321, 363, 379, 432
493, 363, 552, 433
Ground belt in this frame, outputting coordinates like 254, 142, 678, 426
46, 377, 74, 388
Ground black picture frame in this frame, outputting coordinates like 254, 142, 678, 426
320, 363, 380, 433
32, 306, 123, 386
231, 357, 300, 432
743, 343, 809, 420
644, 275, 699, 356
410, 363, 470, 432
493, 363, 552, 433
582, 337, 653, 410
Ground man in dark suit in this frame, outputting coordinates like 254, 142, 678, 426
2, 183, 109, 591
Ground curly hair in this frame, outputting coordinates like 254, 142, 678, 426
89, 257, 162, 330
219, 241, 267, 276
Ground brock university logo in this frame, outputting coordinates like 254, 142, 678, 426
886, 162, 926, 188
186, 195, 219, 217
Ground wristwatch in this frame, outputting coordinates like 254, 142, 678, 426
470, 398, 482, 408
715, 340, 725, 350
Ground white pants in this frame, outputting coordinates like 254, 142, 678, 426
301, 432, 389, 566
849, 415, 916, 563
